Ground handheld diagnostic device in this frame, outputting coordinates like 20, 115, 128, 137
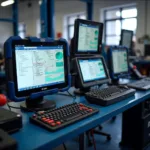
4, 36, 71, 111
108, 46, 129, 81
73, 55, 110, 94
120, 29, 133, 50
73, 19, 103, 56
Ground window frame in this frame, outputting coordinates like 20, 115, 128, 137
66, 13, 86, 40
18, 23, 26, 39
104, 5, 137, 45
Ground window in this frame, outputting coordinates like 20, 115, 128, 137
65, 13, 86, 41
104, 6, 137, 45
18, 23, 26, 39
36, 19, 41, 38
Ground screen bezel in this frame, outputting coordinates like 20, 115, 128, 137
111, 48, 129, 76
120, 29, 133, 49
144, 44, 150, 56
12, 40, 69, 97
75, 56, 110, 88
73, 19, 103, 56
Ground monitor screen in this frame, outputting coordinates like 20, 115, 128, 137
112, 49, 128, 74
78, 23, 99, 52
73, 19, 103, 56
79, 58, 106, 82
15, 45, 65, 91
120, 30, 133, 49
122, 32, 132, 48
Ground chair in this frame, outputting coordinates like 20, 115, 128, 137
86, 116, 116, 146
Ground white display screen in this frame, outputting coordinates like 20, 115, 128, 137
79, 59, 106, 82
112, 50, 128, 74
78, 23, 99, 52
15, 45, 65, 91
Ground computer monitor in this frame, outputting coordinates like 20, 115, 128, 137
5, 37, 70, 111
73, 19, 103, 56
73, 55, 110, 94
108, 46, 129, 81
120, 29, 133, 50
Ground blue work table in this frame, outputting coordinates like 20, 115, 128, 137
10, 89, 150, 150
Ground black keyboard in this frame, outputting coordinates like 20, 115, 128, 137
30, 103, 99, 131
85, 86, 135, 106
127, 78, 150, 90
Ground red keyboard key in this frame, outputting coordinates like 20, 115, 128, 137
79, 108, 83, 110
56, 121, 61, 125
48, 120, 54, 124
89, 109, 93, 112
42, 118, 47, 121
79, 103, 84, 106
47, 121, 51, 124
50, 123, 56, 126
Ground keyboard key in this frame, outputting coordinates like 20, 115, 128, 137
65, 113, 82, 121
50, 123, 56, 126
56, 121, 61, 125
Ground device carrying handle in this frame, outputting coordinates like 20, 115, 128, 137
4, 36, 22, 58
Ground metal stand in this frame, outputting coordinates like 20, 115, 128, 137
20, 96, 56, 112
79, 133, 86, 150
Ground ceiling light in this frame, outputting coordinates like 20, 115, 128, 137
1, 0, 14, 7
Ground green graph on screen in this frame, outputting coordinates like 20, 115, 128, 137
56, 52, 63, 60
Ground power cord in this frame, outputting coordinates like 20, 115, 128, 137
67, 91, 76, 99
7, 103, 20, 111
91, 130, 97, 150
57, 90, 76, 100
63, 143, 67, 150
7, 102, 37, 113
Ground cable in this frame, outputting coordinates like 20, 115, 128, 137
57, 91, 76, 99
67, 91, 76, 99
91, 130, 96, 150
63, 143, 67, 150
7, 103, 20, 110
6, 102, 37, 113
7, 103, 11, 111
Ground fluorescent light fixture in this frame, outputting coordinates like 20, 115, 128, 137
1, 0, 14, 7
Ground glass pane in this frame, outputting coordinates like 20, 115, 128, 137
69, 26, 74, 39
106, 9, 120, 19
80, 15, 86, 19
106, 36, 120, 45
122, 8, 137, 18
122, 18, 137, 33
69, 16, 77, 25
106, 20, 121, 35
0, 22, 13, 45
19, 32, 25, 39
0, 7, 12, 19
18, 23, 24, 31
